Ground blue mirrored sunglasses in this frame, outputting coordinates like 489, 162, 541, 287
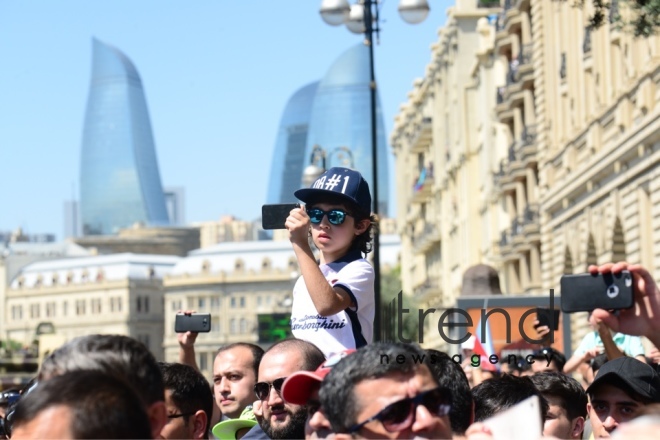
306, 208, 350, 225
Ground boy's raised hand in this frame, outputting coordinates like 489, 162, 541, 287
285, 206, 311, 246
589, 261, 660, 348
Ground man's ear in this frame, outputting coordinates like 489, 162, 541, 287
192, 410, 208, 439
147, 401, 168, 439
571, 416, 585, 439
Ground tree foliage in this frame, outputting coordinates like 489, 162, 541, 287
380, 266, 420, 343
567, 0, 660, 37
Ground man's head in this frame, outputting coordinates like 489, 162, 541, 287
10, 371, 152, 439
282, 349, 356, 439
159, 362, 213, 440
38, 334, 166, 438
530, 372, 587, 439
425, 349, 472, 435
531, 347, 567, 373
320, 342, 453, 439
472, 374, 549, 423
586, 357, 660, 438
256, 339, 325, 439
212, 343, 264, 419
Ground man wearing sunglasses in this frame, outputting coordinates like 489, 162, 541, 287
289, 167, 377, 357
319, 342, 453, 439
158, 362, 213, 440
242, 339, 325, 440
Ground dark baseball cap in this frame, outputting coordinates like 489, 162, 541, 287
294, 167, 372, 217
586, 357, 660, 402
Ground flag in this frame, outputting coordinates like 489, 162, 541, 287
475, 315, 499, 372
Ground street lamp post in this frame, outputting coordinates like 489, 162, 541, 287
319, 0, 430, 342
303, 145, 356, 188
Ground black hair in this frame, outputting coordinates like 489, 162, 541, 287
159, 362, 214, 436
12, 371, 152, 439
590, 353, 609, 373
266, 338, 325, 372
38, 334, 164, 406
319, 342, 436, 433
532, 347, 567, 372
425, 349, 472, 435
472, 374, 549, 423
216, 342, 265, 378
530, 371, 587, 420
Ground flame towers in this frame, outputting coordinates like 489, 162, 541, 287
80, 38, 169, 235
267, 44, 390, 215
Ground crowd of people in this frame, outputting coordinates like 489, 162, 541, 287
3, 170, 660, 439
0, 261, 657, 439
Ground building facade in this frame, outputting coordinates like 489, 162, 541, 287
80, 38, 169, 236
391, 0, 660, 353
391, 1, 503, 349
305, 44, 390, 215
267, 82, 319, 205
4, 253, 179, 360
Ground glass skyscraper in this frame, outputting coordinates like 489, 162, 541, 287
80, 38, 169, 235
266, 81, 319, 205
266, 45, 390, 215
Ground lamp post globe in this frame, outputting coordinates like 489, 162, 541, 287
345, 2, 367, 34
320, 0, 351, 26
398, 0, 430, 24
302, 164, 325, 188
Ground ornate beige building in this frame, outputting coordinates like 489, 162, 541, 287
4, 253, 179, 360
392, 0, 660, 352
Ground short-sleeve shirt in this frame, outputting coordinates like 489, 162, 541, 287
574, 331, 646, 357
290, 249, 374, 357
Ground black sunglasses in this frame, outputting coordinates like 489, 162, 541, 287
347, 386, 451, 434
254, 377, 287, 400
306, 208, 351, 225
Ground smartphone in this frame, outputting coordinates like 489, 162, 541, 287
536, 308, 560, 331
175, 313, 211, 333
560, 271, 634, 313
261, 203, 300, 230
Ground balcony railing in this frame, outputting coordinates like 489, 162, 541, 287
517, 43, 533, 67
412, 223, 441, 254
495, 11, 507, 32
506, 60, 519, 85
496, 87, 506, 105
583, 26, 592, 54
477, 0, 500, 7
521, 124, 537, 146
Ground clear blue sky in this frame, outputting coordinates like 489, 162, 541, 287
0, 1, 453, 239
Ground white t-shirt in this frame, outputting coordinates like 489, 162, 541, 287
290, 249, 374, 357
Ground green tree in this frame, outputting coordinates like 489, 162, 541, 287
380, 266, 420, 343
566, 0, 660, 37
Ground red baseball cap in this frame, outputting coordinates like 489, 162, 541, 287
281, 349, 356, 405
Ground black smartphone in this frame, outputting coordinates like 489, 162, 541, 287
261, 203, 300, 230
536, 308, 560, 331
175, 313, 211, 333
560, 271, 634, 313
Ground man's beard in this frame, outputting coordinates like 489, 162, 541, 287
260, 404, 308, 439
